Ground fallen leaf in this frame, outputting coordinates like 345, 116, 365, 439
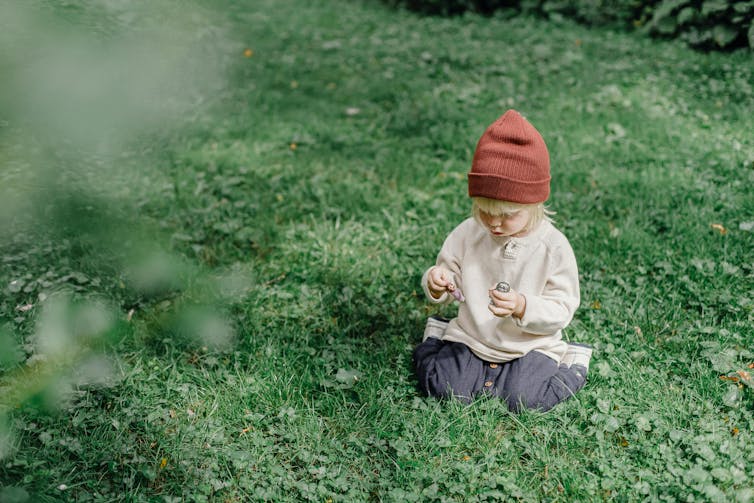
160, 458, 167, 469
710, 223, 727, 234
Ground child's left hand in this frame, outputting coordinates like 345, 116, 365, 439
488, 287, 526, 319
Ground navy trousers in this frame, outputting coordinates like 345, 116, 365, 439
413, 337, 587, 412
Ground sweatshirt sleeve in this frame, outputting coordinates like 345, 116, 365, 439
421, 221, 468, 304
514, 241, 580, 335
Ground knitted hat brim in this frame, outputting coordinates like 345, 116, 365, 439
468, 173, 551, 204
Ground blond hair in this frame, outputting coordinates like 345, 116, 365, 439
472, 197, 553, 233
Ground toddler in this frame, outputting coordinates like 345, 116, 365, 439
414, 110, 592, 412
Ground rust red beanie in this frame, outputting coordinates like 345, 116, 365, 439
468, 110, 551, 204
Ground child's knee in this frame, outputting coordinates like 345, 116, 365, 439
506, 368, 587, 412
501, 351, 578, 412
413, 339, 445, 396
414, 360, 455, 399
412, 341, 477, 401
503, 381, 545, 412
412, 337, 444, 367
505, 387, 559, 413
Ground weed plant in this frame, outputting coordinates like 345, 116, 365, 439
1, 0, 754, 501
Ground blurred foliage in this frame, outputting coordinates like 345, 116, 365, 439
0, 0, 248, 448
383, 0, 754, 50
643, 0, 754, 50
381, 0, 517, 15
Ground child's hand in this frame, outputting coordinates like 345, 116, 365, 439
488, 287, 526, 319
427, 266, 455, 299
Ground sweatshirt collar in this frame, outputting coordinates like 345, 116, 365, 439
487, 220, 551, 259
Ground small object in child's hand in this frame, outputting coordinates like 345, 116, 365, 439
495, 281, 510, 293
450, 287, 465, 302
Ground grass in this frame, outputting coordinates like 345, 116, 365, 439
1, 0, 754, 501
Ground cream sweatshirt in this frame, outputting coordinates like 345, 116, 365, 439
421, 217, 580, 363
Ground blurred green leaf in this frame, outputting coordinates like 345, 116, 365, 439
0, 327, 24, 370
335, 368, 362, 388
0, 486, 30, 503
677, 6, 696, 25
713, 24, 739, 46
702, 0, 729, 16
722, 386, 741, 408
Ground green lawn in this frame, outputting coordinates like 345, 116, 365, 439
2, 0, 754, 501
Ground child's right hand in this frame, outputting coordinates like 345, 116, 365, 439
427, 266, 455, 299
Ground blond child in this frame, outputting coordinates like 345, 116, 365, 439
414, 110, 592, 411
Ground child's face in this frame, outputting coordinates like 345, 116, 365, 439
478, 209, 530, 237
